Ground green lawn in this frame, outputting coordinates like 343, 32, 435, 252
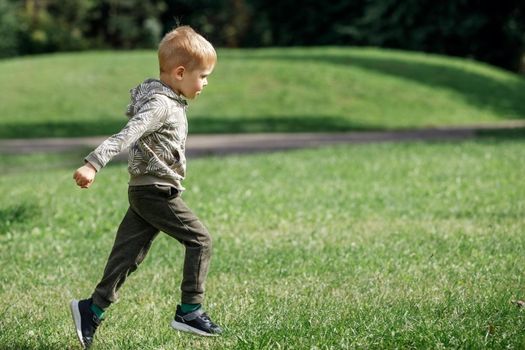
1, 138, 524, 349
1, 47, 524, 138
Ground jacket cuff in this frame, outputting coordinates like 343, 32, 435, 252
84, 153, 103, 172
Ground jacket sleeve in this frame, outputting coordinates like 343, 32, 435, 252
84, 98, 167, 171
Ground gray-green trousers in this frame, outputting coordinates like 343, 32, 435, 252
91, 184, 212, 309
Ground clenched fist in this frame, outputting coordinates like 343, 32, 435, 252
73, 162, 97, 189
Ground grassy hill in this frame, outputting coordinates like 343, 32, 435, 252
1, 47, 524, 138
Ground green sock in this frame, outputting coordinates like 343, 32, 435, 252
90, 303, 106, 320
181, 303, 201, 313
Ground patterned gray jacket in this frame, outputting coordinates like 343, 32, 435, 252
85, 79, 189, 191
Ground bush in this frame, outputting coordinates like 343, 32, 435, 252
0, 0, 20, 57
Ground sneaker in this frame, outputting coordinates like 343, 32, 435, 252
171, 305, 223, 336
69, 298, 103, 349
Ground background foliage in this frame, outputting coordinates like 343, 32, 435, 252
1, 0, 524, 72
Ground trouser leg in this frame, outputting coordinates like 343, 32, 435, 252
129, 185, 212, 305
91, 206, 159, 309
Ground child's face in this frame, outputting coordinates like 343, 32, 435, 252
178, 64, 214, 99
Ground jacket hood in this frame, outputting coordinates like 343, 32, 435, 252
126, 78, 187, 118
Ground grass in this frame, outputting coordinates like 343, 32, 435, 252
1, 47, 524, 138
1, 138, 524, 349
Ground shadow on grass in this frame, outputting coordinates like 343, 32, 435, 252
475, 127, 525, 141
0, 115, 384, 139
0, 203, 41, 233
243, 51, 525, 120
0, 119, 128, 139
190, 115, 382, 133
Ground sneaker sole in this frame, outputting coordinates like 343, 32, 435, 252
69, 300, 86, 349
171, 319, 219, 337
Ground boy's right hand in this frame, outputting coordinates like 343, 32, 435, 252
73, 162, 97, 189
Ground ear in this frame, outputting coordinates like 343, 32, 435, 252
172, 66, 185, 80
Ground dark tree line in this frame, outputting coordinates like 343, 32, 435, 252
1, 0, 524, 72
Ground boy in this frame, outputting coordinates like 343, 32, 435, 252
70, 26, 222, 349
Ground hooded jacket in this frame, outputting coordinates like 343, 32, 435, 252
85, 79, 189, 191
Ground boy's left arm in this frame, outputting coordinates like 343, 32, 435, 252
84, 102, 166, 172
73, 99, 166, 189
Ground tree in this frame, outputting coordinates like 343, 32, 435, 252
331, 0, 525, 72
85, 0, 164, 49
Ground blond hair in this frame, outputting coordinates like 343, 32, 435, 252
158, 26, 216, 73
